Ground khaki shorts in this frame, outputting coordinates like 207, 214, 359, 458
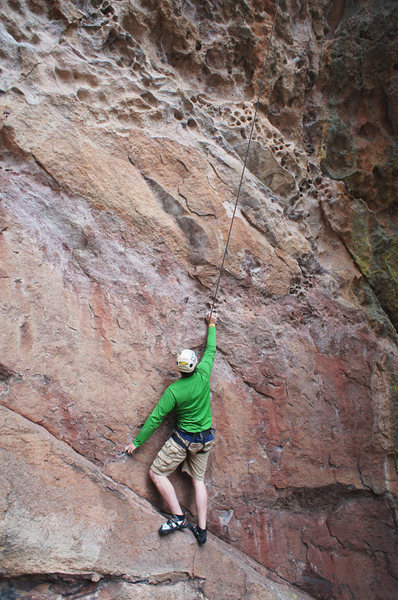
151, 433, 214, 481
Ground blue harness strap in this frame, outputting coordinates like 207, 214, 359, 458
172, 427, 214, 453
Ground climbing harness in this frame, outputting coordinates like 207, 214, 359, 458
208, 0, 280, 319
172, 427, 214, 454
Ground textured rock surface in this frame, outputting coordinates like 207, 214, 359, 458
1, 1, 398, 600
312, 0, 398, 329
0, 405, 313, 600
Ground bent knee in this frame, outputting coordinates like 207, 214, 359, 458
192, 477, 206, 488
149, 468, 163, 482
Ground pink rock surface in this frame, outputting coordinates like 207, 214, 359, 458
1, 2, 397, 599
1, 405, 313, 600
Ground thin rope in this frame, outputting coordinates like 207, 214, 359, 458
209, 0, 280, 319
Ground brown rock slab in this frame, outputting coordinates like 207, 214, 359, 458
1, 2, 398, 599
0, 405, 314, 600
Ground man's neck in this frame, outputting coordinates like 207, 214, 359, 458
180, 371, 195, 378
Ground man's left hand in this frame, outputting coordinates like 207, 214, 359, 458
125, 442, 137, 454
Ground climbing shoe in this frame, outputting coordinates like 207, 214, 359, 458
191, 525, 207, 545
159, 513, 189, 536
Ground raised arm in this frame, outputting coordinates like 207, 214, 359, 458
196, 311, 217, 376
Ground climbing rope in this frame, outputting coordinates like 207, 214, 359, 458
208, 0, 280, 319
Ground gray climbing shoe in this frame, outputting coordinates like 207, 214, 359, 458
159, 513, 189, 536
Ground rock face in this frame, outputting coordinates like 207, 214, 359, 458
0, 2, 397, 600
319, 0, 398, 333
1, 405, 314, 600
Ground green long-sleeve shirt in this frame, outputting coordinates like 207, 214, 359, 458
133, 325, 216, 447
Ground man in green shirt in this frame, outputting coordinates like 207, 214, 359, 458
125, 312, 217, 544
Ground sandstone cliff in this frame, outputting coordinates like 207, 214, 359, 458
1, 1, 397, 599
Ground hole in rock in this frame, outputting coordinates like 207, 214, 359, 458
372, 165, 383, 183
55, 67, 72, 82
77, 88, 90, 101
101, 4, 114, 16
141, 91, 157, 106
359, 122, 377, 139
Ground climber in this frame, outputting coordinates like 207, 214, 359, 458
124, 310, 217, 545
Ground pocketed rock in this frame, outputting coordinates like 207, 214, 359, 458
0, 2, 398, 600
